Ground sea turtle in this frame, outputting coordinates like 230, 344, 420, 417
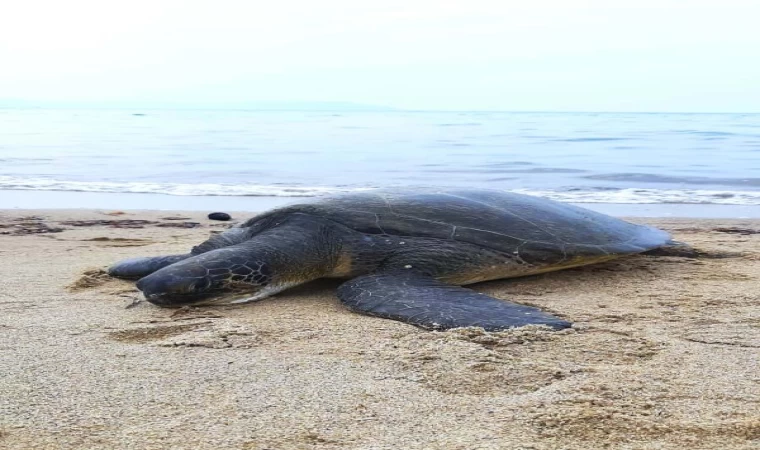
108, 188, 681, 331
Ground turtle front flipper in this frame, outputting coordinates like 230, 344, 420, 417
108, 254, 192, 279
336, 271, 571, 331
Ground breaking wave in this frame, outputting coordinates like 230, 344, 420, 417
1, 177, 760, 205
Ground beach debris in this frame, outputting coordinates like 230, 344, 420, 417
81, 237, 154, 247
0, 216, 64, 236
62, 218, 201, 229
61, 219, 156, 228
85, 237, 137, 242
712, 227, 760, 235
104, 211, 126, 216
15, 215, 45, 221
155, 221, 201, 228
160, 216, 191, 220
208, 212, 232, 221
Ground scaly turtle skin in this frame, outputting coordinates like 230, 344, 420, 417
109, 189, 677, 331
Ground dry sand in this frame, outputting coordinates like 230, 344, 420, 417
0, 209, 758, 450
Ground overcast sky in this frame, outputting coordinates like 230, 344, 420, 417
1, 0, 759, 111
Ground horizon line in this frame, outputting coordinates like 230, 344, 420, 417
1, 105, 758, 114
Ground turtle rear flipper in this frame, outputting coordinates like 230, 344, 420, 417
108, 254, 191, 279
337, 271, 571, 331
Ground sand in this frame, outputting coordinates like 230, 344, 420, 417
0, 209, 758, 450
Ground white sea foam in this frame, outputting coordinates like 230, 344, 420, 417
2, 176, 760, 205
512, 188, 760, 205
0, 177, 370, 197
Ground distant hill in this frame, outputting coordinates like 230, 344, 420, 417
0, 99, 397, 111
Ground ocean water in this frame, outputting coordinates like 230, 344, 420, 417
1, 109, 760, 209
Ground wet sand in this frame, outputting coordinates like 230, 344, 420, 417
0, 209, 758, 449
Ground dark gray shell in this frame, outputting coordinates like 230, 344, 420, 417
234, 189, 671, 265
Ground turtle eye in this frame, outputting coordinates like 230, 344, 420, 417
192, 277, 212, 291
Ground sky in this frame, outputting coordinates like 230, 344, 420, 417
1, 0, 759, 112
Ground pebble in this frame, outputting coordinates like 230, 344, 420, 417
208, 212, 232, 221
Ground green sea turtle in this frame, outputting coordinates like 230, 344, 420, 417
108, 189, 681, 331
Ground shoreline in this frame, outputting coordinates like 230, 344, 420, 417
2, 189, 760, 218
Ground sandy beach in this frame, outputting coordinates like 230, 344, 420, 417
1, 209, 758, 449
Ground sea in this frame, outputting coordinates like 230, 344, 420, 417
2, 109, 760, 217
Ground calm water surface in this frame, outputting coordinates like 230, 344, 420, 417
1, 109, 759, 205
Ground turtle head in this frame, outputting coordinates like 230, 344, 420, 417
135, 248, 274, 306
134, 214, 335, 306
